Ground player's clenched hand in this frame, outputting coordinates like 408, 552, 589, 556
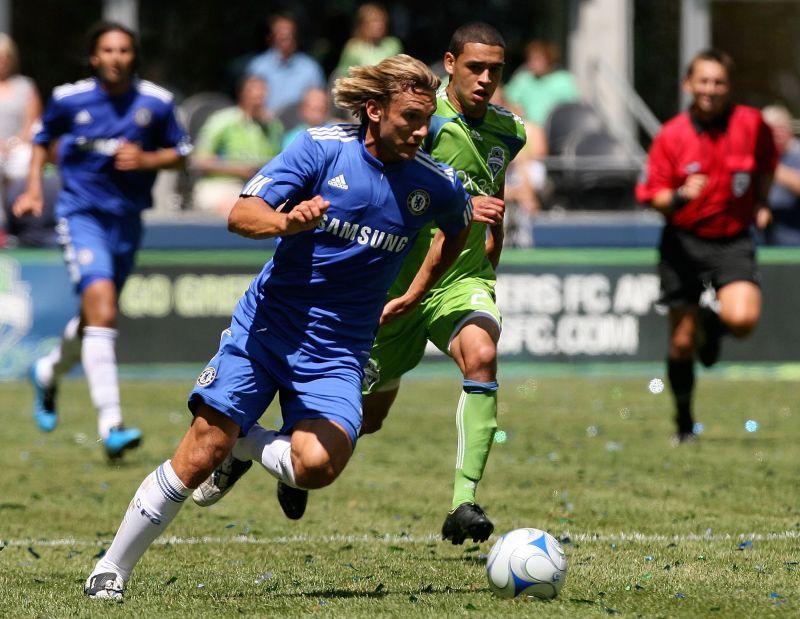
755, 204, 772, 230
114, 141, 145, 171
284, 195, 330, 234
12, 189, 44, 218
470, 195, 505, 225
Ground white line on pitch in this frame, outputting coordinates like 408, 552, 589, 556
3, 530, 799, 548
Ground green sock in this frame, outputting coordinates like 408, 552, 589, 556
452, 381, 498, 510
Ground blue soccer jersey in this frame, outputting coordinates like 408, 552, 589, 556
237, 124, 472, 363
34, 77, 191, 217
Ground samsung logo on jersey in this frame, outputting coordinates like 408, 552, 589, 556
75, 137, 121, 156
317, 215, 409, 253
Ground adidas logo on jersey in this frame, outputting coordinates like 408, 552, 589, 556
327, 174, 349, 190
75, 109, 92, 125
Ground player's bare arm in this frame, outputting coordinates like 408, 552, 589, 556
754, 171, 774, 230
481, 188, 506, 269
228, 195, 330, 239
651, 173, 708, 214
11, 143, 49, 218
380, 223, 471, 324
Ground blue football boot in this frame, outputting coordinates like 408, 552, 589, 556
103, 426, 142, 460
31, 365, 58, 432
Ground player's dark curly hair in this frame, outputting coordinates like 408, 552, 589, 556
447, 22, 505, 58
86, 20, 139, 72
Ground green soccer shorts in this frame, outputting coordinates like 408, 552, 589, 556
364, 277, 501, 393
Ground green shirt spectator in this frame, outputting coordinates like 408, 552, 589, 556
334, 3, 402, 77
505, 40, 578, 127
192, 76, 283, 215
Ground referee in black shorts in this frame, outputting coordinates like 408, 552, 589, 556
636, 50, 777, 442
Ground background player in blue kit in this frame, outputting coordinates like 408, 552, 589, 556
84, 54, 472, 600
13, 21, 191, 458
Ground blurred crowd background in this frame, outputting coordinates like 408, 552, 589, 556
2, 0, 800, 248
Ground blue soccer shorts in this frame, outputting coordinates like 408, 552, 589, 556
56, 207, 143, 294
188, 313, 364, 447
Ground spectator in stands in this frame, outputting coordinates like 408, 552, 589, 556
192, 75, 283, 216
246, 12, 326, 115
636, 49, 776, 443
280, 87, 339, 150
333, 3, 402, 78
0, 33, 41, 185
761, 105, 800, 245
505, 40, 578, 128
491, 85, 548, 247
0, 32, 51, 246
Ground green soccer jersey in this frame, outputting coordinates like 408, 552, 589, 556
389, 88, 526, 296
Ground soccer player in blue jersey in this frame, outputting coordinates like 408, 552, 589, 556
83, 54, 472, 600
13, 21, 191, 459
220, 23, 525, 544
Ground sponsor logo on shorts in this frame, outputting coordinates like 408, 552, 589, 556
196, 366, 217, 387
74, 109, 92, 125
406, 189, 430, 215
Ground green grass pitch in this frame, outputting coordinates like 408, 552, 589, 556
0, 369, 798, 617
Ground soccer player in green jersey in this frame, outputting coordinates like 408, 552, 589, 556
359, 22, 526, 544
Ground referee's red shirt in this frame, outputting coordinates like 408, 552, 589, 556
636, 104, 777, 238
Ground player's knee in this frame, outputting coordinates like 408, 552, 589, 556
293, 451, 343, 489
727, 316, 758, 338
463, 342, 498, 377
83, 302, 118, 328
670, 337, 695, 360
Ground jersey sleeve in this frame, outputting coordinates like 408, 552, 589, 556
160, 103, 193, 157
33, 95, 70, 147
433, 174, 472, 237
635, 130, 674, 203
240, 130, 321, 207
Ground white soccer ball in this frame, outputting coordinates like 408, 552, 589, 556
486, 528, 567, 600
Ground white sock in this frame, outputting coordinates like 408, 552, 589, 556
92, 460, 190, 582
81, 326, 122, 439
232, 424, 299, 487
36, 316, 82, 387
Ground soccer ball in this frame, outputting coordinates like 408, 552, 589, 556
486, 528, 567, 600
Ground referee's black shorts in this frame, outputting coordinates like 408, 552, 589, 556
658, 224, 760, 307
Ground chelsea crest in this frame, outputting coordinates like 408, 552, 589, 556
407, 189, 431, 215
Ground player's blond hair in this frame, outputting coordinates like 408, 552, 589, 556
333, 54, 440, 123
